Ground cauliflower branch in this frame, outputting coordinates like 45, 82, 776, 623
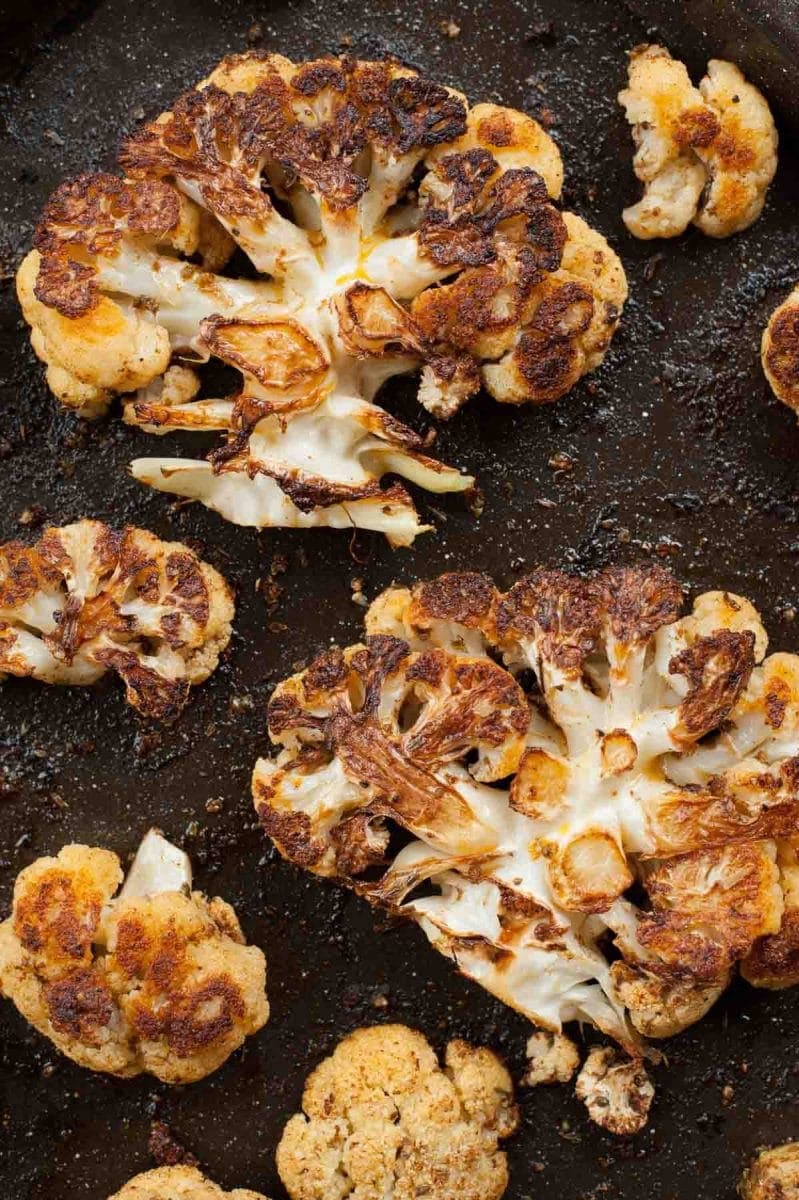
18, 53, 626, 546
575, 1047, 654, 1135
108, 1167, 268, 1200
740, 1143, 799, 1200
618, 45, 777, 239
0, 519, 233, 720
253, 564, 799, 1078
276, 1024, 518, 1200
762, 284, 799, 414
0, 830, 268, 1081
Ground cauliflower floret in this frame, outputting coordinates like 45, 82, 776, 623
522, 1030, 580, 1085
575, 1047, 654, 1135
0, 831, 268, 1082
619, 44, 777, 239
253, 563, 799, 1102
0, 519, 233, 720
18, 53, 625, 546
108, 1166, 267, 1200
740, 1144, 799, 1200
276, 1025, 518, 1200
762, 285, 799, 413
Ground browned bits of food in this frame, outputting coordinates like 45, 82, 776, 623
276, 1025, 518, 1200
0, 519, 233, 720
253, 563, 799, 1129
0, 832, 268, 1082
762, 285, 799, 413
107, 1166, 269, 1200
17, 52, 626, 547
618, 44, 778, 239
740, 1144, 799, 1200
574, 1047, 654, 1135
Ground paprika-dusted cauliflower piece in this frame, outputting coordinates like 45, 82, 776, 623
762, 285, 799, 413
618, 45, 777, 239
108, 1166, 268, 1200
18, 53, 626, 546
0, 519, 233, 720
740, 1143, 799, 1200
575, 1047, 654, 1135
254, 564, 799, 1077
0, 830, 268, 1082
276, 1024, 518, 1200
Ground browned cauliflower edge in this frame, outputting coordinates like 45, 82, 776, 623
740, 1143, 799, 1200
0, 519, 233, 720
618, 44, 777, 239
0, 831, 268, 1082
574, 1047, 654, 1135
108, 1166, 268, 1200
762, 285, 799, 414
17, 51, 626, 547
276, 1024, 518, 1200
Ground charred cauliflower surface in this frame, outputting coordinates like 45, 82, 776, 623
741, 1144, 799, 1200
254, 564, 799, 1054
618, 45, 777, 239
0, 833, 268, 1082
0, 519, 233, 720
763, 285, 799, 413
17, 52, 626, 547
108, 1167, 268, 1200
276, 1024, 518, 1200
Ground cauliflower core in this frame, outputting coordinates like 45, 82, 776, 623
253, 565, 799, 1062
17, 53, 626, 547
740, 1144, 799, 1200
108, 1167, 268, 1200
0, 519, 233, 720
276, 1024, 518, 1200
0, 831, 268, 1081
763, 285, 799, 413
618, 45, 777, 239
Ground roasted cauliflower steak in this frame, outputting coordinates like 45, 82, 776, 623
618, 44, 777, 239
0, 830, 268, 1082
0, 519, 233, 720
17, 52, 626, 546
276, 1024, 518, 1200
253, 564, 799, 1057
108, 1167, 268, 1200
762, 284, 799, 414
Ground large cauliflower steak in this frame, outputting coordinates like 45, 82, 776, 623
108, 1167, 268, 1200
253, 565, 799, 1060
618, 44, 777, 239
276, 1024, 518, 1200
17, 52, 626, 547
0, 831, 268, 1082
0, 519, 233, 720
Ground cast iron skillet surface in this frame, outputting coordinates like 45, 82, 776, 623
0, 1, 798, 1196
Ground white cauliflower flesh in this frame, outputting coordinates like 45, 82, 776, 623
0, 831, 268, 1082
0, 519, 233, 720
17, 53, 626, 547
740, 1143, 799, 1200
108, 1166, 268, 1200
522, 1030, 580, 1086
618, 44, 777, 239
276, 1024, 518, 1200
762, 285, 799, 413
254, 565, 799, 1074
575, 1047, 654, 1135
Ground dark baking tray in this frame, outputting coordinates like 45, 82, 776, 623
0, 1, 798, 1197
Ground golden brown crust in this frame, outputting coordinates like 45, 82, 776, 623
762, 286, 799, 412
740, 1144, 799, 1200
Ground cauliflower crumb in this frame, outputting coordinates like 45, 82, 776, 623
523, 1030, 580, 1085
108, 1166, 268, 1200
740, 1144, 799, 1200
0, 519, 233, 720
618, 44, 777, 239
0, 832, 268, 1082
276, 1025, 518, 1200
762, 285, 799, 414
575, 1047, 654, 1135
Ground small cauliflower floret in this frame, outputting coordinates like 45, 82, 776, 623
762, 285, 799, 413
253, 562, 799, 1106
0, 832, 268, 1082
19, 53, 625, 545
108, 1166, 268, 1200
575, 1047, 654, 1135
276, 1025, 518, 1200
0, 519, 234, 720
618, 44, 777, 239
740, 1144, 799, 1200
522, 1030, 580, 1085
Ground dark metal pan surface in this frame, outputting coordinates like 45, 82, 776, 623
1, 1, 798, 1197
